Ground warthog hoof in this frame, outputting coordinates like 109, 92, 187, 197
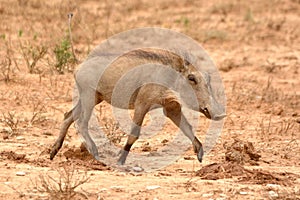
50, 149, 57, 160
197, 147, 204, 162
87, 146, 100, 161
117, 150, 129, 165
50, 142, 62, 160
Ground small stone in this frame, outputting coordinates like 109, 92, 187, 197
239, 191, 248, 195
266, 184, 280, 189
146, 185, 160, 190
132, 166, 144, 172
16, 136, 25, 140
16, 171, 26, 176
32, 189, 38, 193
219, 193, 227, 197
269, 191, 278, 198
202, 193, 213, 197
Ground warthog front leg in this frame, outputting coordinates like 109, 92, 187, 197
117, 125, 140, 165
163, 101, 204, 162
118, 104, 149, 165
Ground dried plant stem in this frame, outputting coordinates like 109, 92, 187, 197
68, 13, 78, 64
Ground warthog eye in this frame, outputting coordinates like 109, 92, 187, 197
187, 74, 197, 84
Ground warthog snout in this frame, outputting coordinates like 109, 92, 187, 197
201, 106, 226, 121
212, 113, 227, 121
201, 97, 226, 121
211, 96, 226, 121
190, 71, 226, 121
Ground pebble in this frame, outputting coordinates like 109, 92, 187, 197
16, 136, 25, 140
146, 185, 160, 190
16, 171, 26, 176
202, 193, 213, 197
266, 184, 280, 189
219, 193, 227, 197
269, 190, 279, 198
239, 191, 248, 195
132, 166, 144, 172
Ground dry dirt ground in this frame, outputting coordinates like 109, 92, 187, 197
0, 0, 300, 199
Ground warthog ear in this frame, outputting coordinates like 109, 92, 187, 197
178, 59, 188, 73
183, 59, 192, 70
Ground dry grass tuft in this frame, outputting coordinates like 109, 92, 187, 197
31, 165, 90, 200
1, 111, 20, 137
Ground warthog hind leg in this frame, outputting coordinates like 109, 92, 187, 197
77, 94, 101, 160
50, 101, 81, 160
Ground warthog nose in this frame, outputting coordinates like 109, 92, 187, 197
202, 108, 211, 119
212, 113, 226, 121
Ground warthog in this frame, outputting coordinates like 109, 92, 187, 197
50, 48, 226, 165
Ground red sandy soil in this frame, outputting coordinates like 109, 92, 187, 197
0, 0, 299, 199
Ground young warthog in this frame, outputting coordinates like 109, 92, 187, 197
50, 48, 226, 165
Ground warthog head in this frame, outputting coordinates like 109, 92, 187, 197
182, 62, 226, 121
